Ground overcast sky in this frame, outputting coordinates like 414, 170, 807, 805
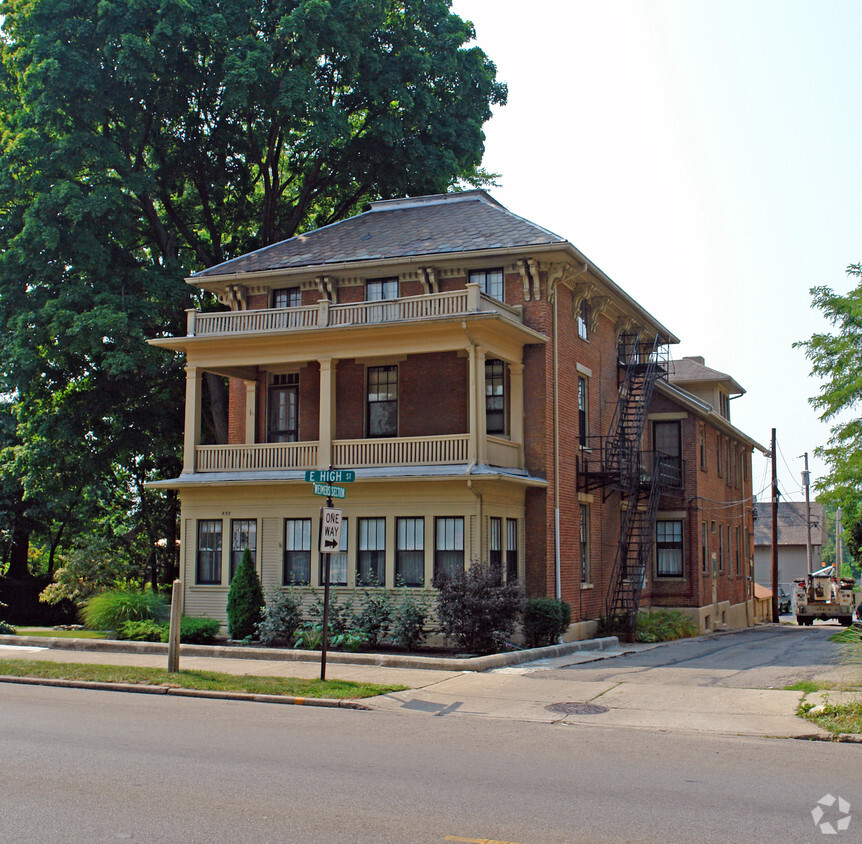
451, 0, 861, 506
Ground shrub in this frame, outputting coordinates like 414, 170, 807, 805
307, 591, 354, 636
170, 616, 222, 644
118, 619, 165, 641
355, 584, 392, 646
635, 609, 698, 643
390, 588, 431, 650
82, 588, 168, 632
226, 548, 264, 640
435, 562, 525, 654
523, 597, 572, 648
256, 588, 304, 646
0, 619, 17, 635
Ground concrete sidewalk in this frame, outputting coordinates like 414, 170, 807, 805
0, 636, 842, 739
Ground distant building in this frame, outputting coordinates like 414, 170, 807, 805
753, 501, 825, 585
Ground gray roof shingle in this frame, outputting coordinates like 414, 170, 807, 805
193, 190, 566, 278
754, 501, 825, 547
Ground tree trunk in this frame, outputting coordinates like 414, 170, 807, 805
7, 521, 31, 579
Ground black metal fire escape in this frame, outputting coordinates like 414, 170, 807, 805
579, 334, 672, 641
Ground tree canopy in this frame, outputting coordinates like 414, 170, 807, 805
796, 264, 862, 564
0, 0, 505, 586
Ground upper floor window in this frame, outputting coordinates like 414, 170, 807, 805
719, 391, 731, 420
654, 420, 682, 486
656, 519, 683, 577
273, 287, 301, 308
469, 268, 504, 301
577, 300, 590, 340
578, 375, 589, 447
699, 425, 707, 470
366, 278, 399, 301
367, 365, 398, 438
485, 359, 505, 435
267, 372, 299, 443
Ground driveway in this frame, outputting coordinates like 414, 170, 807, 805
527, 623, 862, 690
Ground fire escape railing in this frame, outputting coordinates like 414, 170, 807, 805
577, 334, 673, 641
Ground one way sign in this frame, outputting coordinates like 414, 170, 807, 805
319, 507, 343, 554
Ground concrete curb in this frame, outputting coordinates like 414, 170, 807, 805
0, 634, 620, 671
0, 674, 370, 709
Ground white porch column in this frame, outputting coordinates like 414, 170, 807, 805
509, 362, 524, 468
245, 380, 257, 444
183, 366, 202, 474
318, 358, 337, 468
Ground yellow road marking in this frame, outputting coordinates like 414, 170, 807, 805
444, 837, 525, 844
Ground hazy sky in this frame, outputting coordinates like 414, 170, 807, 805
451, 0, 861, 505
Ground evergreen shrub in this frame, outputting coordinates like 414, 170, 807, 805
390, 588, 431, 651
226, 548, 265, 640
523, 597, 572, 648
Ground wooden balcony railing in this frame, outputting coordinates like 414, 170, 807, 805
186, 286, 523, 337
194, 433, 522, 473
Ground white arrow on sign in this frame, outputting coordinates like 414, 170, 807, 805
319, 507, 343, 554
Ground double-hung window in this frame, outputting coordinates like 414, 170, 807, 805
656, 520, 684, 577
506, 518, 519, 582
273, 287, 301, 308
196, 520, 222, 584
489, 517, 502, 584
654, 420, 682, 487
357, 517, 386, 585
367, 365, 398, 438
284, 518, 312, 585
485, 360, 505, 435
578, 375, 589, 447
701, 522, 709, 574
577, 300, 590, 340
434, 517, 464, 581
396, 517, 424, 587
268, 373, 299, 443
366, 278, 399, 323
469, 268, 504, 301
580, 504, 590, 582
230, 519, 256, 580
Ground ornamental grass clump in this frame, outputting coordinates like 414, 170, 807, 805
82, 588, 167, 633
226, 548, 264, 640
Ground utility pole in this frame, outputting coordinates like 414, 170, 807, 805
802, 452, 813, 575
771, 429, 779, 623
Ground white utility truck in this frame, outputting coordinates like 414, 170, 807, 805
794, 565, 856, 627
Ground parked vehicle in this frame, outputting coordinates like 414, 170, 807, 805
777, 585, 792, 615
794, 565, 856, 627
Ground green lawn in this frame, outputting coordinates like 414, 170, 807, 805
0, 658, 406, 699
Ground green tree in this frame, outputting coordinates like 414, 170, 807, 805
0, 0, 505, 576
226, 548, 265, 640
797, 265, 862, 568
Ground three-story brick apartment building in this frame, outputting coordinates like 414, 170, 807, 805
150, 190, 762, 638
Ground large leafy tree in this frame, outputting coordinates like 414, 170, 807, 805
797, 264, 862, 564
0, 0, 505, 581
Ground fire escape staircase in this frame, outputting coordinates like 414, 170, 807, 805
578, 334, 670, 641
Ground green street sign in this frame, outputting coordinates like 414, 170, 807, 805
305, 470, 356, 484
312, 482, 346, 500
